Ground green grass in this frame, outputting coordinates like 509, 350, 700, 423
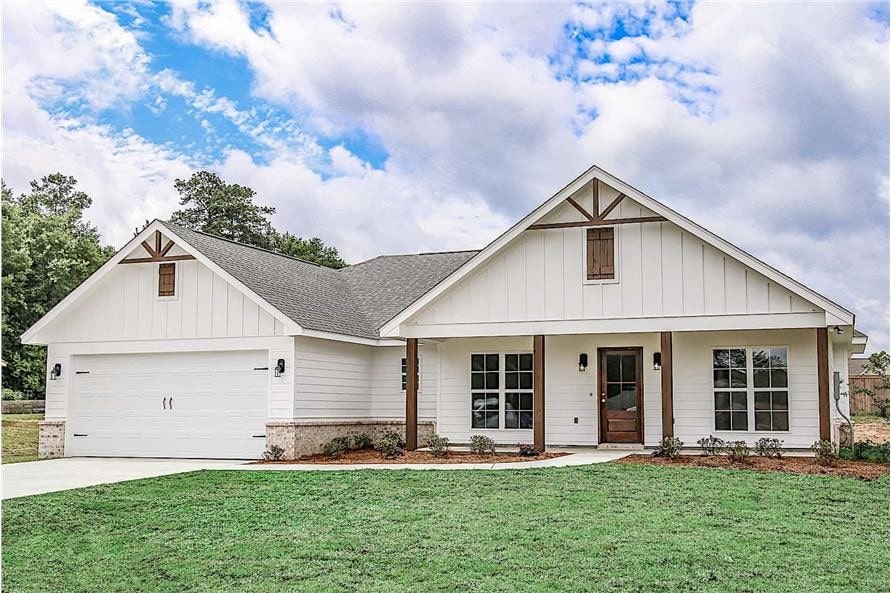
2, 465, 888, 593
853, 412, 889, 424
1, 413, 43, 464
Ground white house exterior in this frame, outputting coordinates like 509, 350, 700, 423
23, 165, 866, 459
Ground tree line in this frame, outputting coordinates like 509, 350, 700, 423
2, 171, 345, 399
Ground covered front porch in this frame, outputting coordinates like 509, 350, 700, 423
402, 328, 835, 452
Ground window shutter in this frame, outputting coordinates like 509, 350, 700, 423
586, 227, 615, 280
158, 263, 176, 296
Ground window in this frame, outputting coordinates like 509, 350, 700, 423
471, 353, 535, 430
753, 348, 789, 431
712, 347, 790, 432
401, 358, 407, 391
158, 263, 175, 297
586, 227, 615, 280
471, 354, 500, 429
505, 353, 533, 429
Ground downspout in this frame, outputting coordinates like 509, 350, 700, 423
833, 371, 854, 446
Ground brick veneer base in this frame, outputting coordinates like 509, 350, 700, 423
266, 420, 436, 460
38, 420, 66, 458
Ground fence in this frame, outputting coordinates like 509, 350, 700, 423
1, 399, 45, 414
849, 376, 889, 416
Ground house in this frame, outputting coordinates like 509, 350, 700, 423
23, 164, 868, 459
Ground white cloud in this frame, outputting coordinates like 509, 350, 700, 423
2, 1, 888, 350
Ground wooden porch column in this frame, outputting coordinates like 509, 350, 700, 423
660, 331, 674, 439
533, 335, 545, 451
816, 327, 830, 441
405, 338, 419, 451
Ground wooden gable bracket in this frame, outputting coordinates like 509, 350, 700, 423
120, 230, 196, 264
528, 180, 667, 230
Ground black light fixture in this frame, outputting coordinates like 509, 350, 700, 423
578, 353, 588, 372
274, 358, 286, 377
49, 363, 62, 381
653, 352, 662, 371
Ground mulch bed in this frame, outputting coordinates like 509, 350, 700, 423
256, 448, 568, 465
616, 454, 889, 481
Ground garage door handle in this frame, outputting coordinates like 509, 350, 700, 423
169, 397, 173, 410
162, 397, 167, 410
73, 433, 87, 437
252, 434, 265, 438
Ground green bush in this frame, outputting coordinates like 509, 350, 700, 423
469, 435, 496, 455
2, 388, 25, 401
517, 443, 540, 457
811, 440, 838, 467
426, 434, 451, 457
652, 436, 683, 458
323, 436, 352, 459
840, 440, 889, 464
262, 445, 285, 461
697, 435, 725, 456
352, 433, 373, 450
754, 437, 784, 458
726, 440, 752, 463
375, 431, 405, 459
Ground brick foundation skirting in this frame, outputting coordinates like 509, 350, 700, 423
38, 420, 66, 458
266, 420, 436, 460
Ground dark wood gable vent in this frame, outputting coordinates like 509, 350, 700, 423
586, 227, 614, 280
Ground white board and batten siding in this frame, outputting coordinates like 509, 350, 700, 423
408, 186, 820, 329
293, 336, 434, 421
33, 258, 286, 344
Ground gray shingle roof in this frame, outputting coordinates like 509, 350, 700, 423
160, 221, 477, 339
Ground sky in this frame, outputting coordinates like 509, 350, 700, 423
2, 1, 888, 351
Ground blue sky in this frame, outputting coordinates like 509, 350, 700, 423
1, 1, 888, 349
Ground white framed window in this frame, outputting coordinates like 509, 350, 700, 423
470, 353, 534, 430
711, 347, 789, 432
401, 357, 420, 393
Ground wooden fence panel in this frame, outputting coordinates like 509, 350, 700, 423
1, 399, 45, 414
849, 376, 889, 415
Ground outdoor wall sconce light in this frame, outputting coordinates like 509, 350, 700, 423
578, 353, 588, 372
653, 352, 662, 371
49, 363, 62, 380
274, 358, 286, 378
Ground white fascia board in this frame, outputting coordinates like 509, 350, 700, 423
22, 220, 302, 344
394, 312, 827, 339
298, 328, 404, 347
379, 164, 853, 337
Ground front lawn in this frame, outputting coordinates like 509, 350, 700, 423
1, 413, 42, 464
2, 465, 888, 592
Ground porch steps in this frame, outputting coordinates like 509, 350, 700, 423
597, 443, 645, 450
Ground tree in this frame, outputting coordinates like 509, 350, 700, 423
852, 351, 890, 419
169, 171, 346, 268
2, 175, 115, 397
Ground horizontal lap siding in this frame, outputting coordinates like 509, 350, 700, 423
437, 334, 662, 446
370, 346, 436, 421
293, 337, 373, 419
672, 329, 819, 448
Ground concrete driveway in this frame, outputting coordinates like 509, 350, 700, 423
2, 458, 242, 499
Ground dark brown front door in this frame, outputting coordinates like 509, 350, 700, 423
599, 348, 644, 444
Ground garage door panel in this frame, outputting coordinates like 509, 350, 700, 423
69, 350, 269, 459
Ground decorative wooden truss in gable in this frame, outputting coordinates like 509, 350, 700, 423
528, 180, 667, 230
119, 230, 196, 264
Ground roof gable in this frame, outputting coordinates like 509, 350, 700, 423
379, 164, 854, 336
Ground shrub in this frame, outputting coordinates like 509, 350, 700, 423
841, 440, 890, 464
725, 440, 751, 463
652, 436, 683, 458
426, 434, 451, 457
469, 435, 497, 455
323, 436, 352, 459
352, 433, 373, 450
754, 437, 784, 458
2, 388, 25, 401
517, 443, 541, 457
262, 445, 285, 462
697, 435, 725, 456
811, 440, 838, 467
376, 431, 405, 459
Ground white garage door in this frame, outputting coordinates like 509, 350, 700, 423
68, 350, 268, 459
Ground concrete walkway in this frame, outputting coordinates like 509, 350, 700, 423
2, 449, 632, 499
